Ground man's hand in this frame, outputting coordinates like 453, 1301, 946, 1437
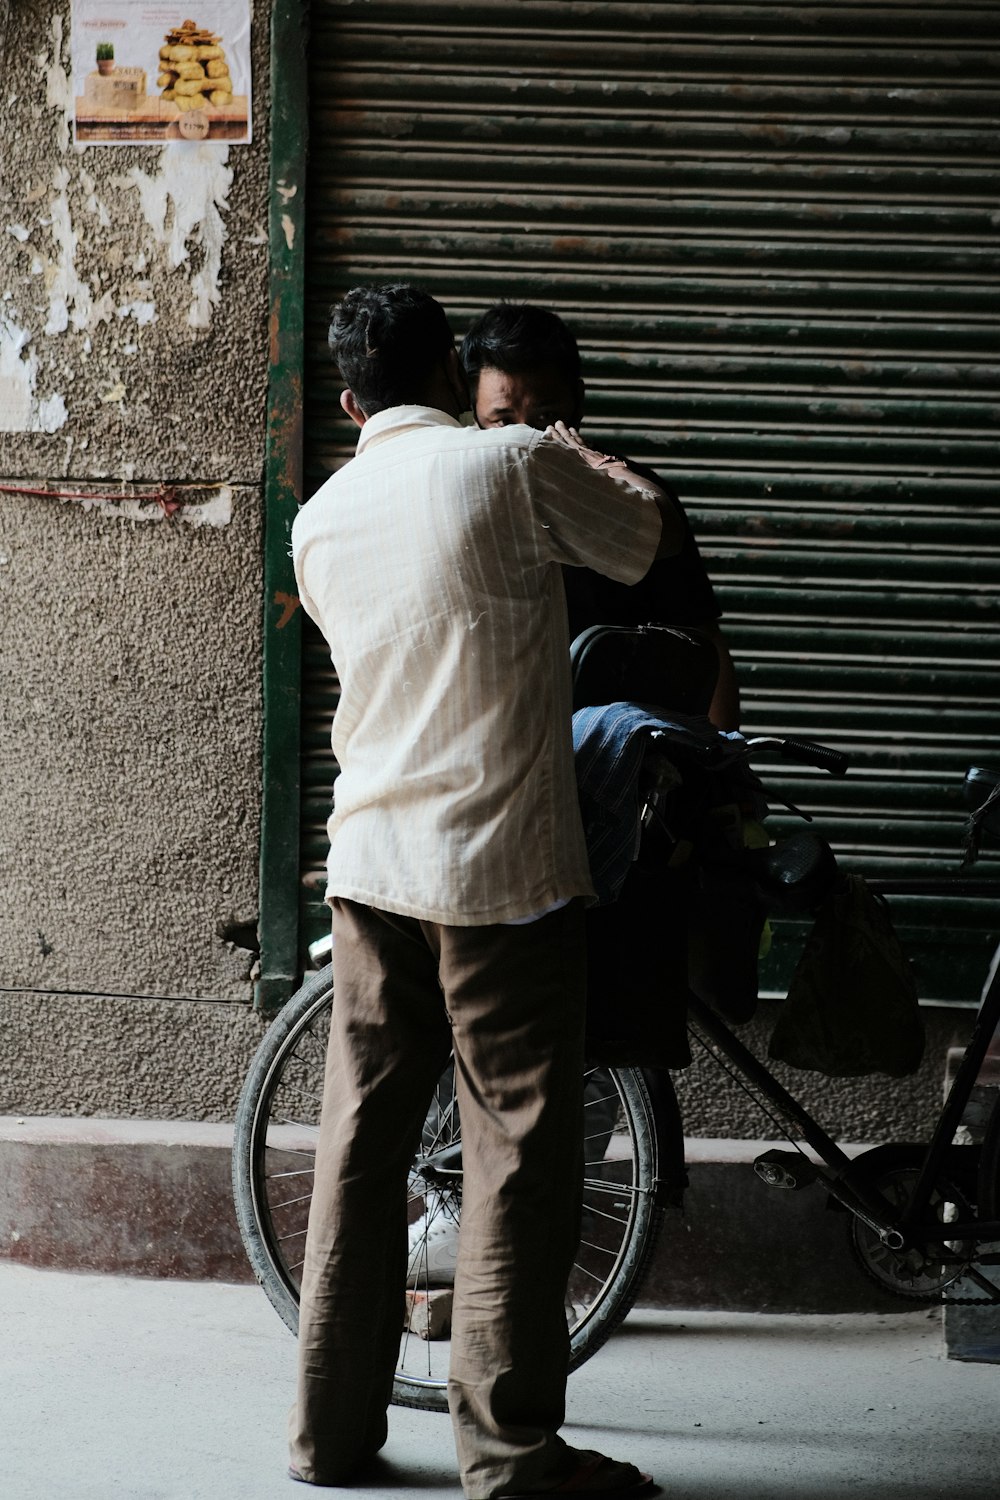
543, 422, 681, 559
543, 421, 625, 472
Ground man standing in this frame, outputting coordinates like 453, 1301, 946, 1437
288, 284, 677, 1499
460, 303, 740, 730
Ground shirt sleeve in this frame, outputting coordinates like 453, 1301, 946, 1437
290, 515, 321, 631
524, 433, 662, 584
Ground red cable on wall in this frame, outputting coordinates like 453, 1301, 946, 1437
0, 482, 180, 516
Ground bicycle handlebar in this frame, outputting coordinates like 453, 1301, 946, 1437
645, 729, 849, 778
775, 738, 850, 778
735, 735, 848, 777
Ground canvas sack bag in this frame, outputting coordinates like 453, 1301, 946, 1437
767, 874, 924, 1078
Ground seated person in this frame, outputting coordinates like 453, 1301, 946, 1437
460, 301, 740, 730
463, 303, 743, 1070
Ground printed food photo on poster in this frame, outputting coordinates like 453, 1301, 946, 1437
72, 1, 252, 144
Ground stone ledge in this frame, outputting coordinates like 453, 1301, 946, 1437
0, 1116, 252, 1282
0, 1119, 989, 1332
0, 1116, 237, 1147
0, 1117, 887, 1310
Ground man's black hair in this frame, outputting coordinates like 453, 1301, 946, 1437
330, 283, 454, 415
459, 303, 582, 385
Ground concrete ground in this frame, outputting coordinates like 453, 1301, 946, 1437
3, 1263, 998, 1500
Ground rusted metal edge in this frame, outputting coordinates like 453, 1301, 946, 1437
256, 0, 308, 1014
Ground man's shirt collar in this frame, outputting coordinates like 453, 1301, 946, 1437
356, 405, 464, 454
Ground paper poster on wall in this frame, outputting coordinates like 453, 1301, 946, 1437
72, 3, 252, 144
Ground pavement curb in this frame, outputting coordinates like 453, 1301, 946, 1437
0, 1116, 252, 1282
0, 1116, 897, 1309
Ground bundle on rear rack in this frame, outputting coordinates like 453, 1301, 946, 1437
573, 707, 844, 1067
568, 622, 916, 1075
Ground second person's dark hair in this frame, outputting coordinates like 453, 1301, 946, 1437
460, 303, 582, 384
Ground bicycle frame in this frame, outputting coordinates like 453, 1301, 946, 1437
683, 876, 1000, 1274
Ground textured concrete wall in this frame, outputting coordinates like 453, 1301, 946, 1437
1, 2, 274, 1116
1, 490, 264, 1000
0, 991, 266, 1121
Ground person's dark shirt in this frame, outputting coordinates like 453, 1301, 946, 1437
562, 460, 719, 642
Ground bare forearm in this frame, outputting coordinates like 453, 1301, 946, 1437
700, 624, 741, 731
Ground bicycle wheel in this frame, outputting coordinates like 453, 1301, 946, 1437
232, 964, 663, 1413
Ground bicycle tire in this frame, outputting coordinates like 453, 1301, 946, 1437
232, 964, 663, 1414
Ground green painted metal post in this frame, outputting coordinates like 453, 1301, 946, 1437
255, 0, 309, 1012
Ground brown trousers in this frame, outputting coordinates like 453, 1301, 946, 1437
289, 897, 587, 1499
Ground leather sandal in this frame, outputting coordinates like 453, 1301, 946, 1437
498, 1449, 656, 1497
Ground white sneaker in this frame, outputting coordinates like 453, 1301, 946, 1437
406, 1196, 460, 1288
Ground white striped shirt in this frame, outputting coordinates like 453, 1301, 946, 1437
292, 406, 661, 925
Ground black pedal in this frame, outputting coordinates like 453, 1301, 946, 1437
753, 1149, 817, 1191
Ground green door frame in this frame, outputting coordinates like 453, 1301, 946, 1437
255, 0, 309, 1012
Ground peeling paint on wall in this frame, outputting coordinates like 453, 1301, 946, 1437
127, 145, 233, 329
29, 13, 233, 336
185, 488, 233, 527
52, 485, 235, 526
2, 136, 234, 432
43, 167, 92, 334
0, 312, 68, 432
0, 482, 234, 525
2, 0, 266, 472
40, 13, 71, 155
117, 301, 157, 326
80, 171, 112, 229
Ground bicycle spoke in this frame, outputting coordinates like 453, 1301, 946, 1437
582, 1201, 631, 1228
269, 1191, 315, 1212
577, 1237, 618, 1259
271, 1115, 321, 1134
571, 1260, 609, 1287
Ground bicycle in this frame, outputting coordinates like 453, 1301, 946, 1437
232, 702, 1000, 1415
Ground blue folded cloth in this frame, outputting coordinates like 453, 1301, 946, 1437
572, 701, 763, 904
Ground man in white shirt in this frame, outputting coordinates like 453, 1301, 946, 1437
288, 283, 678, 1500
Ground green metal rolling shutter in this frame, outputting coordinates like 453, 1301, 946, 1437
300, 0, 1000, 1000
